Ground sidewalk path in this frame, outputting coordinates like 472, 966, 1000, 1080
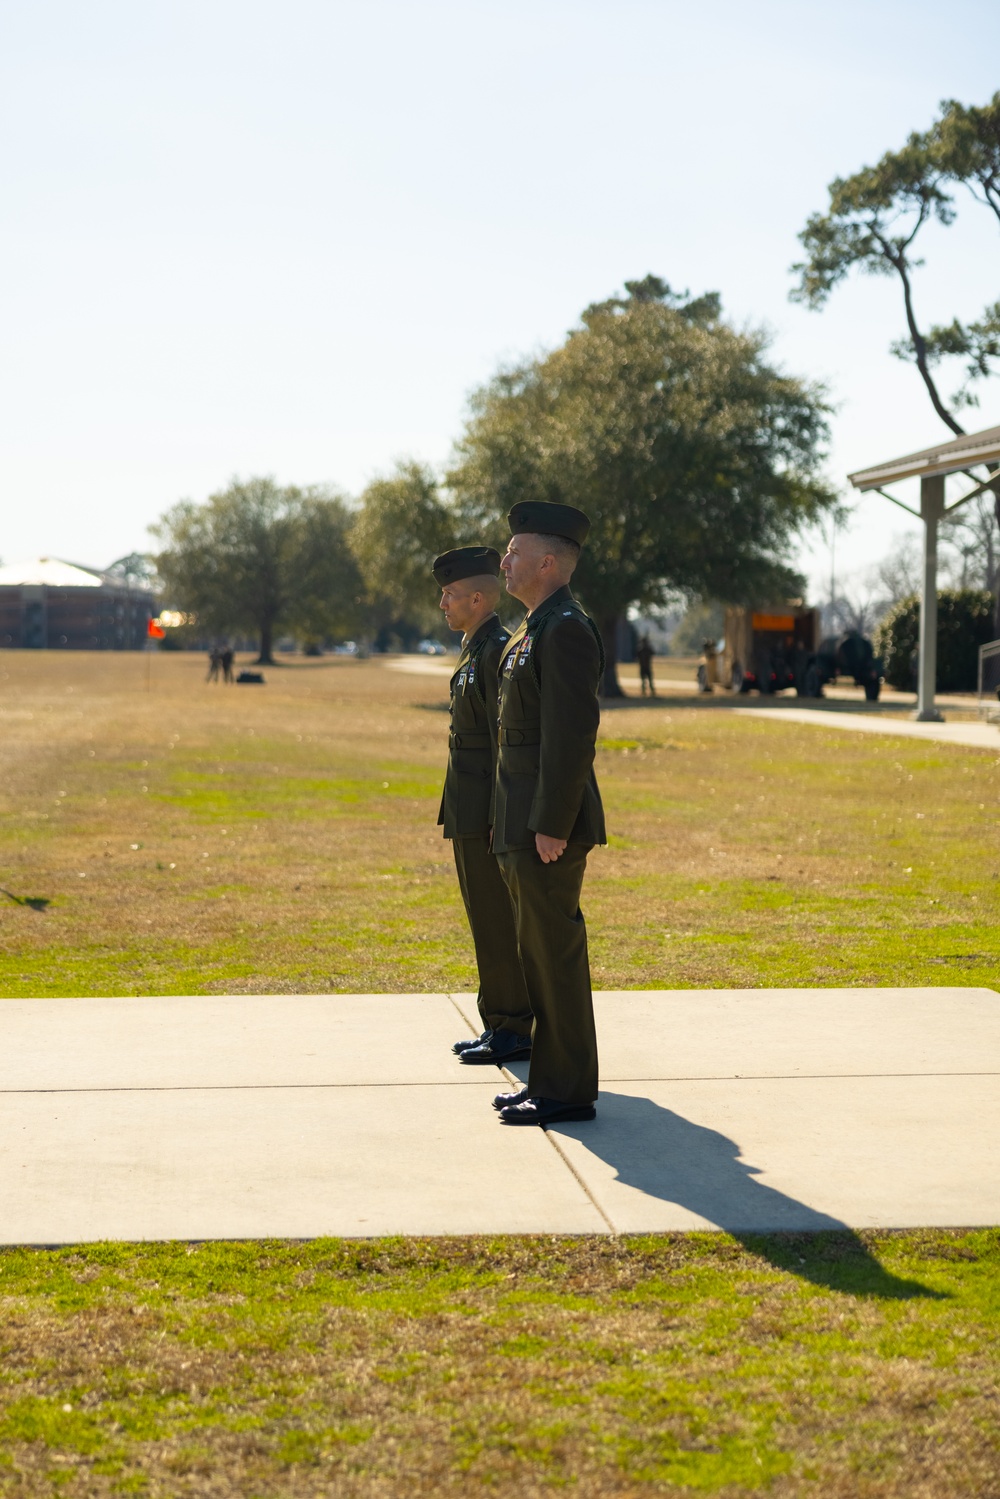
735, 706, 1000, 752
1, 988, 997, 1243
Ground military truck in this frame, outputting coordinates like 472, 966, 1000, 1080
720, 605, 820, 696
707, 605, 882, 700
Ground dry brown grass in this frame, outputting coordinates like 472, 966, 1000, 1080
0, 1233, 998, 1497
1, 648, 998, 995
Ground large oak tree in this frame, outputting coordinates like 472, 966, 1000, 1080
447, 277, 835, 694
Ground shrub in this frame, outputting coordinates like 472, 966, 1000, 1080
874, 589, 995, 692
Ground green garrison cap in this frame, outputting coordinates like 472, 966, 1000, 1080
506, 501, 590, 545
432, 546, 502, 586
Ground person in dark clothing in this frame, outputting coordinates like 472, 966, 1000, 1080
206, 648, 221, 682
491, 502, 606, 1127
636, 634, 655, 696
436, 547, 534, 1065
221, 647, 234, 683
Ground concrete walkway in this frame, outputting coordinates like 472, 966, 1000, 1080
735, 706, 1000, 752
1, 988, 997, 1243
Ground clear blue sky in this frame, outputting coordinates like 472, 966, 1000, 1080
2, 0, 999, 600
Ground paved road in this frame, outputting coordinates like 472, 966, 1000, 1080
1, 988, 997, 1242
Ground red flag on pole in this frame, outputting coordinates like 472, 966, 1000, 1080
147, 617, 166, 639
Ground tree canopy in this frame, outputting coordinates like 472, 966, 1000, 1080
791, 91, 1000, 630
448, 277, 835, 692
152, 477, 361, 663
791, 91, 1000, 432
351, 461, 456, 640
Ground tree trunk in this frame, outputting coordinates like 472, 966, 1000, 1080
256, 617, 276, 665
888, 243, 965, 437
599, 613, 625, 698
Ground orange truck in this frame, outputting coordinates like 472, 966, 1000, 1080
704, 604, 881, 699
721, 605, 819, 695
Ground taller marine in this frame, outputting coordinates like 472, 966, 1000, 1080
490, 503, 606, 1127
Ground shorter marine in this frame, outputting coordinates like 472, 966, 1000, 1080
434, 547, 533, 1064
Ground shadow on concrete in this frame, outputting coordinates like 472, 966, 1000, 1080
553, 1092, 944, 1299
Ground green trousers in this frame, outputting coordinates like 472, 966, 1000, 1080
495, 843, 598, 1106
452, 834, 533, 1036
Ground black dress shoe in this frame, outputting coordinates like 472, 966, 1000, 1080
498, 1096, 596, 1126
458, 1027, 532, 1065
452, 1030, 491, 1055
493, 1085, 529, 1111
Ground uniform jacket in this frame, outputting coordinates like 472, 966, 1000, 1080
492, 584, 606, 853
438, 614, 511, 838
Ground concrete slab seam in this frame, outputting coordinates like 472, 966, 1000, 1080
450, 994, 618, 1232
0, 1081, 506, 1096
538, 1128, 618, 1236
448, 993, 480, 1035
595, 1070, 1000, 1084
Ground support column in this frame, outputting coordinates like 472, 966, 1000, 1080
915, 473, 945, 723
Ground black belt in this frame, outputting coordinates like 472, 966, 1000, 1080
499, 727, 540, 746
449, 731, 491, 749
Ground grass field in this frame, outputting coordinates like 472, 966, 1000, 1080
1, 649, 999, 1497
1, 650, 998, 996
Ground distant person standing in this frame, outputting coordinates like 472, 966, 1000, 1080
492, 503, 605, 1127
636, 634, 655, 696
435, 547, 534, 1066
221, 647, 234, 683
698, 638, 718, 694
206, 648, 221, 682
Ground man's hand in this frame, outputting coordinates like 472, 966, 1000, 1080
535, 832, 568, 863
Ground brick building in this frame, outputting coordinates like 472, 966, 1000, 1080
0, 559, 156, 650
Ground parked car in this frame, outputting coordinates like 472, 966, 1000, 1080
416, 639, 446, 656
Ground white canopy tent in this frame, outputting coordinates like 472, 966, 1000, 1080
848, 424, 1000, 722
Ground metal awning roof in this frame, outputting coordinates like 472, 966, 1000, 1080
848, 422, 1000, 490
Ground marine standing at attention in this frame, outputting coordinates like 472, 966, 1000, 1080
434, 547, 534, 1065
490, 504, 606, 1127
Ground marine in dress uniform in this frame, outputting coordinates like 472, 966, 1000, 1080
490, 504, 607, 1127
434, 547, 534, 1065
